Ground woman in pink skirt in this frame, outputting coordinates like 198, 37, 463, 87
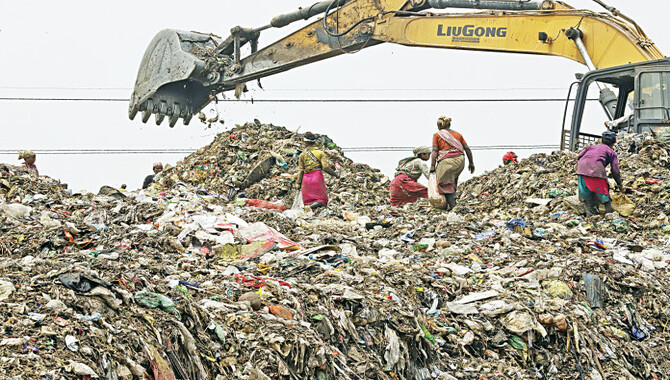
296, 133, 338, 210
389, 146, 430, 206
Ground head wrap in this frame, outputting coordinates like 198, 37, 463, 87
502, 151, 518, 162
413, 146, 431, 156
303, 132, 317, 145
153, 162, 163, 169
602, 131, 617, 145
18, 150, 35, 160
437, 116, 452, 129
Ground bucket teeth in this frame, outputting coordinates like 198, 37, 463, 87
141, 110, 152, 123
129, 106, 139, 120
134, 98, 201, 126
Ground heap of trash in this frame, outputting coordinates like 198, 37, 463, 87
155, 120, 390, 208
459, 132, 670, 238
0, 126, 669, 379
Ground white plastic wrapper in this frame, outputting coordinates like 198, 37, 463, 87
428, 173, 445, 209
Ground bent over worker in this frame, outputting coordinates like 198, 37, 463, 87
389, 146, 430, 206
502, 151, 518, 165
296, 133, 337, 210
576, 131, 624, 216
430, 116, 475, 210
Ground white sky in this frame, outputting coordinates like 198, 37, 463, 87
1, 0, 668, 192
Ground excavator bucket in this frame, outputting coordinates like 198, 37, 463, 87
128, 29, 228, 127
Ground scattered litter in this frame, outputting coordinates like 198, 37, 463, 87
0, 126, 668, 379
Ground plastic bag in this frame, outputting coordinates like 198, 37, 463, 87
59, 273, 112, 293
428, 173, 445, 209
611, 193, 635, 217
0, 203, 33, 219
245, 199, 287, 211
134, 290, 181, 319
291, 191, 304, 210
583, 273, 607, 308
0, 281, 15, 301
239, 222, 300, 249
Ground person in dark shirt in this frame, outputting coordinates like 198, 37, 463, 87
142, 162, 163, 189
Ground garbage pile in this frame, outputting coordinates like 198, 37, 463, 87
0, 129, 669, 380
459, 132, 670, 237
155, 120, 390, 208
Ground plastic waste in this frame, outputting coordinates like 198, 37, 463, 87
291, 191, 304, 210
134, 290, 181, 319
268, 304, 293, 320
0, 203, 33, 218
542, 280, 573, 299
65, 361, 98, 377
65, 335, 79, 352
427, 173, 446, 209
0, 281, 15, 301
504, 311, 537, 335
610, 193, 635, 216
475, 230, 496, 240
1, 125, 669, 379
59, 273, 112, 293
583, 274, 607, 308
245, 199, 287, 211
239, 222, 300, 249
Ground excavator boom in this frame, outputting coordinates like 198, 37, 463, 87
129, 0, 663, 128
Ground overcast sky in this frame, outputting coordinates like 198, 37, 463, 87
1, 0, 668, 192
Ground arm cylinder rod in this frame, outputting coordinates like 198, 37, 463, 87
567, 30, 617, 119
270, 0, 347, 28
427, 0, 553, 10
572, 35, 597, 71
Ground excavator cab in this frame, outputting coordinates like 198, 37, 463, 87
565, 59, 670, 151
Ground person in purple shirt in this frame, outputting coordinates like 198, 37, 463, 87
576, 131, 624, 216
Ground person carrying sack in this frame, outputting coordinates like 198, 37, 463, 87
429, 116, 475, 210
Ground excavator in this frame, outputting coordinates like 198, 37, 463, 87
128, 0, 669, 151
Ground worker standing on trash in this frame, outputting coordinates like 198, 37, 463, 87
576, 130, 624, 216
389, 146, 430, 206
296, 132, 337, 210
430, 117, 475, 210
142, 162, 163, 189
18, 150, 38, 175
502, 151, 518, 165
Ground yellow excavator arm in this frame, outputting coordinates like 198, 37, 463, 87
374, 10, 662, 67
129, 0, 663, 127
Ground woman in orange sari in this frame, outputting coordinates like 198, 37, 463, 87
429, 116, 475, 210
